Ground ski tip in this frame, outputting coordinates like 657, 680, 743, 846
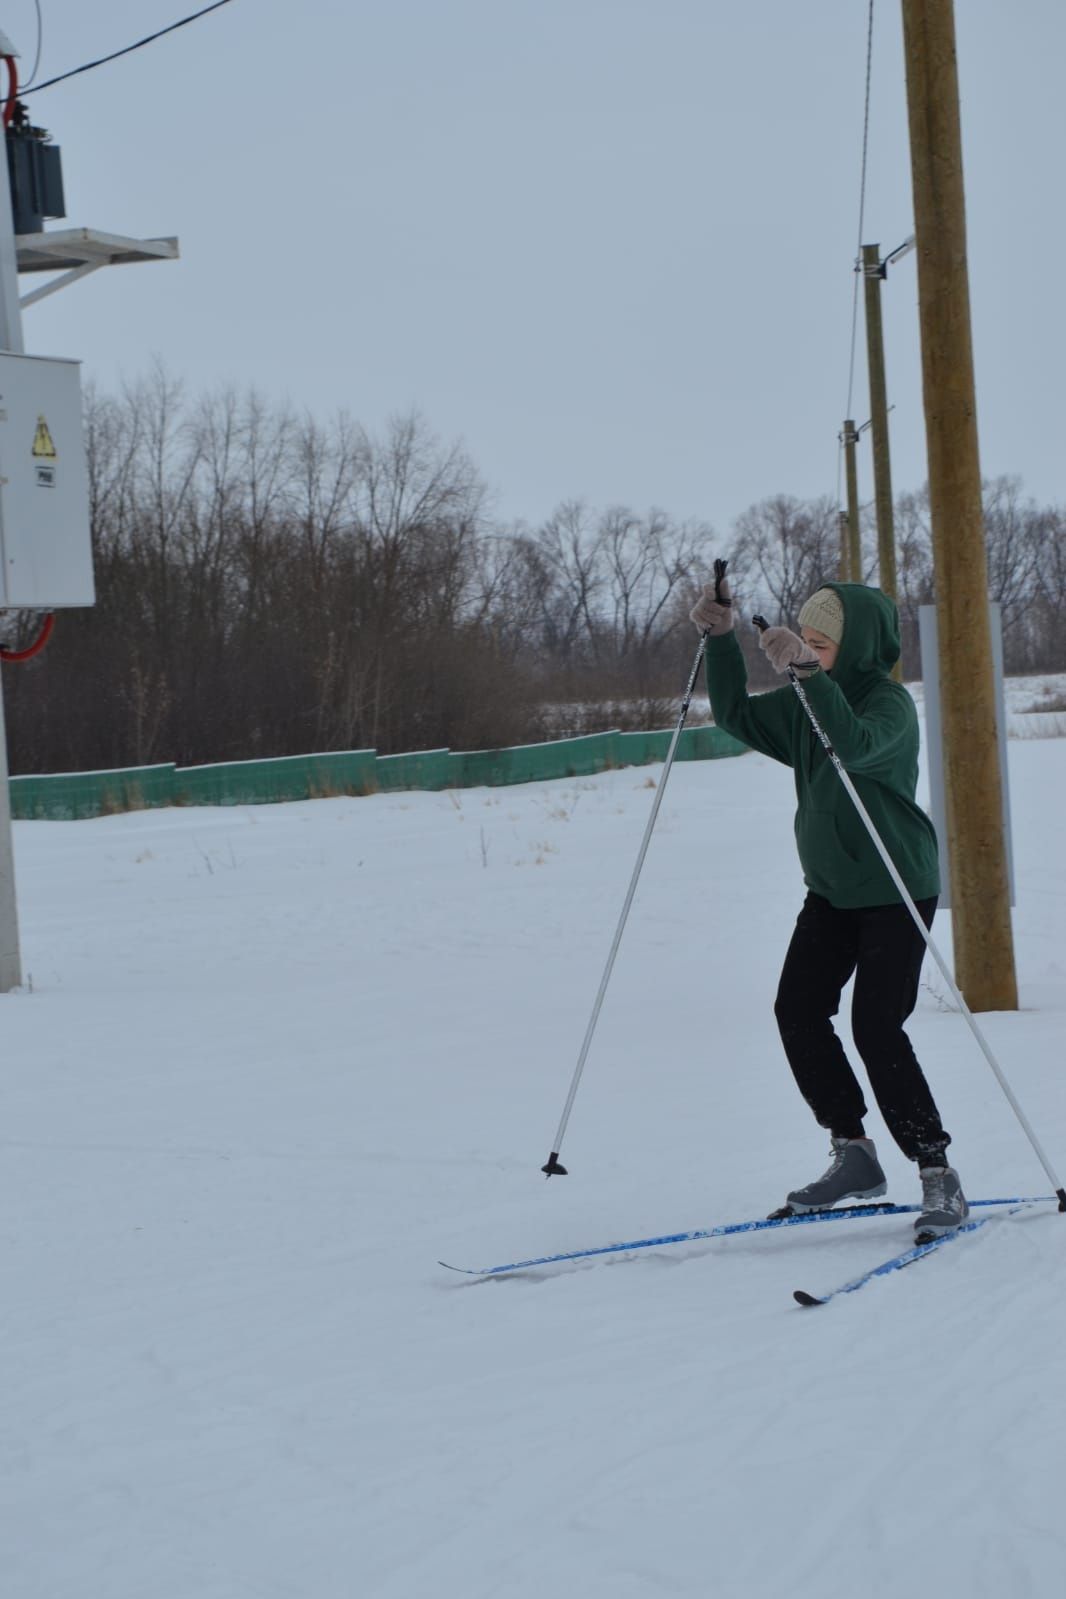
793, 1289, 826, 1308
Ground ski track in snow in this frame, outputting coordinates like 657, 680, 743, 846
3, 737, 1065, 1597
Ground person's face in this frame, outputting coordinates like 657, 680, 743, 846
801, 626, 839, 672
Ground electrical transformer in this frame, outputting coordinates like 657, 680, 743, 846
5, 119, 65, 235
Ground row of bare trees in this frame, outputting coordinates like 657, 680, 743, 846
724, 480, 1065, 678
3, 373, 1064, 774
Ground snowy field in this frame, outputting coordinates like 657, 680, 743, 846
4, 731, 1065, 1598
908, 670, 1066, 739
555, 670, 1066, 739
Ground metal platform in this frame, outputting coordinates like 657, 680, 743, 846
15, 227, 179, 308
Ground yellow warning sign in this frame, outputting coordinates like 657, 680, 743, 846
32, 415, 57, 459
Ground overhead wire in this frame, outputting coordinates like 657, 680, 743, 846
837, 0, 876, 515
846, 0, 876, 420
23, 1, 44, 90
19, 0, 234, 97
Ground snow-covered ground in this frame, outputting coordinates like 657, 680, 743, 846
557, 670, 1066, 738
908, 670, 1066, 739
4, 731, 1065, 1597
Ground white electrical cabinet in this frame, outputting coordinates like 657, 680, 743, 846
0, 350, 94, 608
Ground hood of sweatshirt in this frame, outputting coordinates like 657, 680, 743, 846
815, 582, 901, 698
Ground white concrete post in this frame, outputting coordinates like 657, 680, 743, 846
0, 102, 25, 990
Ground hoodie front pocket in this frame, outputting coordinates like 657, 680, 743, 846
795, 808, 874, 890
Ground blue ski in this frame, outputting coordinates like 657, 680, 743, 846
793, 1201, 1041, 1307
439, 1197, 1044, 1278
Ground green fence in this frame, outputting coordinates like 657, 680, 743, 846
175, 750, 378, 808
452, 731, 624, 788
374, 749, 453, 793
9, 725, 748, 820
9, 763, 178, 821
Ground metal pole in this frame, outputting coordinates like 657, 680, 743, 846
841, 419, 862, 582
0, 106, 24, 991
752, 616, 1064, 1210
541, 560, 729, 1175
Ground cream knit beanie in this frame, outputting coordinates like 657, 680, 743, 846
798, 587, 845, 645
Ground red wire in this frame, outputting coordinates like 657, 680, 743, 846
0, 612, 55, 662
2, 56, 17, 128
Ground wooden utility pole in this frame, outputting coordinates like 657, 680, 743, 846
861, 244, 898, 602
901, 0, 1017, 1010
861, 243, 901, 679
837, 510, 850, 581
841, 419, 862, 581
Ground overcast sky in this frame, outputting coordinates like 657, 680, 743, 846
12, 0, 1066, 536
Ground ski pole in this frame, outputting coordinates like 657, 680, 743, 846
539, 560, 729, 1176
751, 614, 1066, 1212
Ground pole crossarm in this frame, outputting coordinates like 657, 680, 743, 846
883, 234, 917, 270
16, 227, 178, 273
15, 227, 179, 274
20, 261, 103, 307
860, 236, 918, 281
14, 228, 180, 309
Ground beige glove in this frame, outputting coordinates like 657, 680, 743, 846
689, 574, 734, 635
758, 625, 820, 677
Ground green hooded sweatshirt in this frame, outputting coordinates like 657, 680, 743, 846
704, 583, 940, 909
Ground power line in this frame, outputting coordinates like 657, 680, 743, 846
20, 0, 235, 98
837, 0, 876, 512
24, 1, 44, 90
845, 0, 876, 422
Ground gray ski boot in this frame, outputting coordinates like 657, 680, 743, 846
915, 1164, 969, 1242
781, 1137, 888, 1215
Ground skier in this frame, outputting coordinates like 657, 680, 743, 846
689, 574, 969, 1241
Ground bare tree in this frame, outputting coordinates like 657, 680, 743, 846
1029, 505, 1066, 669
600, 507, 705, 662
527, 500, 605, 665
6, 369, 1064, 779
729, 494, 841, 622
982, 476, 1041, 660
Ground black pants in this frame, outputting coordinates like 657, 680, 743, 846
774, 891, 950, 1163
